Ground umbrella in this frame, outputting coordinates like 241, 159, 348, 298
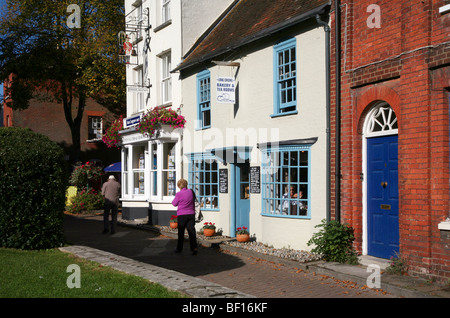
104, 162, 121, 172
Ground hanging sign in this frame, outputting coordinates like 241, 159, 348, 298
216, 77, 236, 104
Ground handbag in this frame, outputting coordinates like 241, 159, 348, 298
191, 189, 203, 223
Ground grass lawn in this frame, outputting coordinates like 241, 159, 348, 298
0, 248, 186, 298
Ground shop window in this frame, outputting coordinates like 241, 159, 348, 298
150, 143, 158, 197
189, 153, 219, 210
261, 145, 310, 217
132, 145, 146, 195
163, 142, 176, 197
122, 147, 129, 197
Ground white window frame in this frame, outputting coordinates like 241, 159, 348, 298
161, 53, 172, 104
87, 116, 103, 141
134, 67, 145, 113
162, 0, 171, 24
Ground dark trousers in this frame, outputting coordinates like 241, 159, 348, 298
104, 199, 118, 233
176, 214, 198, 252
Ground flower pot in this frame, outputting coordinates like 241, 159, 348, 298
203, 228, 215, 237
236, 234, 250, 242
170, 222, 178, 229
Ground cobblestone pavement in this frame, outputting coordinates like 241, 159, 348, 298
63, 214, 398, 298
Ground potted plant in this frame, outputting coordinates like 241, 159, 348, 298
169, 215, 178, 229
202, 222, 216, 237
236, 226, 250, 242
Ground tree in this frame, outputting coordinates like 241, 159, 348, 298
0, 0, 126, 163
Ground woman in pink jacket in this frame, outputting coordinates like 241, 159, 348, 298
172, 179, 198, 255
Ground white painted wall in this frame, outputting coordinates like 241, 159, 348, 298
181, 26, 329, 250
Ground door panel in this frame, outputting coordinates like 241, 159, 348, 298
235, 163, 250, 232
367, 135, 399, 259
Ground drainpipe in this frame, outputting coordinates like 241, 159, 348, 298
335, 0, 341, 223
316, 13, 331, 222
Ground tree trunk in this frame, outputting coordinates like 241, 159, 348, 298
62, 80, 86, 165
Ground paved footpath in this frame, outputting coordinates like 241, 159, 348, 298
63, 214, 405, 299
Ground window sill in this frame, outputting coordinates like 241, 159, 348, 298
201, 208, 220, 212
120, 197, 147, 202
154, 19, 172, 32
157, 102, 172, 108
86, 138, 103, 143
270, 110, 298, 118
195, 126, 211, 131
261, 212, 310, 219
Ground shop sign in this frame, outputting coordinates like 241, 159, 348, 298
124, 114, 142, 129
216, 77, 235, 104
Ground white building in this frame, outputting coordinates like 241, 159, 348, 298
173, 0, 331, 250
120, 0, 233, 223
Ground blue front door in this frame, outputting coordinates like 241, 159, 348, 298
367, 135, 399, 259
235, 163, 250, 233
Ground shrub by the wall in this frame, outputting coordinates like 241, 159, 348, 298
0, 127, 68, 249
67, 189, 104, 214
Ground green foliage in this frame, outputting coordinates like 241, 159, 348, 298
307, 219, 359, 264
69, 161, 103, 190
386, 253, 408, 275
66, 189, 104, 214
0, 0, 126, 162
0, 127, 68, 250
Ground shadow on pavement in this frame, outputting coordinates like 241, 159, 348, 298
63, 214, 246, 277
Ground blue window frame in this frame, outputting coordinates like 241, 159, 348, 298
188, 152, 219, 211
272, 38, 297, 117
261, 145, 310, 218
197, 70, 211, 129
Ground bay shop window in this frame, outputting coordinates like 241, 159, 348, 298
121, 140, 178, 201
261, 143, 311, 218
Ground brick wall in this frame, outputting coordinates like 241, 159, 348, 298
334, 0, 450, 283
3, 91, 121, 167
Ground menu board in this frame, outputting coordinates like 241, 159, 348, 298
219, 169, 228, 193
250, 166, 260, 194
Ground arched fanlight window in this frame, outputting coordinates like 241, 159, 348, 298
365, 103, 398, 136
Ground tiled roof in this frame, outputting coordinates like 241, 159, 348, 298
175, 0, 330, 72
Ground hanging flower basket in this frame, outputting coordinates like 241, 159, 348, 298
136, 106, 186, 137
102, 115, 124, 148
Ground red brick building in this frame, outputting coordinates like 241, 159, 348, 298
332, 0, 450, 282
2, 76, 121, 167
